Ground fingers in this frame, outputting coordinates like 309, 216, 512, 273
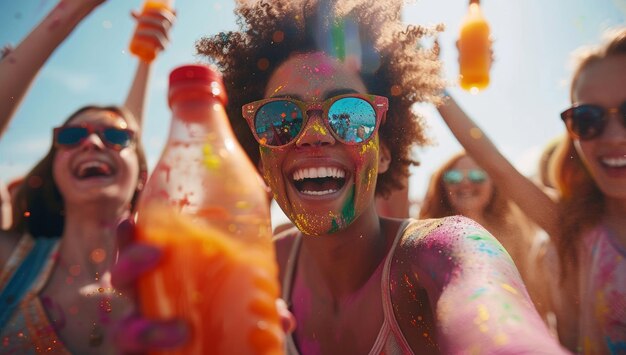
111, 243, 162, 291
112, 315, 189, 353
133, 29, 169, 52
276, 299, 296, 334
131, 8, 176, 55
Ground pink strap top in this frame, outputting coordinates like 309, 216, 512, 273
578, 225, 626, 354
281, 219, 414, 355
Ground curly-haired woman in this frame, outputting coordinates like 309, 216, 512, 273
113, 0, 564, 353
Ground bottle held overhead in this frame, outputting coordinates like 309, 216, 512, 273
129, 0, 175, 62
458, 0, 492, 92
136, 64, 284, 355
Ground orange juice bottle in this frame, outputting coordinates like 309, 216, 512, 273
136, 64, 284, 354
129, 0, 175, 62
458, 0, 491, 92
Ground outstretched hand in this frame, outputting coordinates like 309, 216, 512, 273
110, 219, 189, 353
110, 219, 295, 353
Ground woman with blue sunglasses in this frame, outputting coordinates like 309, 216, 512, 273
436, 28, 626, 352
0, 0, 174, 352
112, 0, 564, 353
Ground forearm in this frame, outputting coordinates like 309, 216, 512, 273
124, 61, 152, 130
415, 217, 566, 353
437, 96, 560, 237
0, 1, 99, 137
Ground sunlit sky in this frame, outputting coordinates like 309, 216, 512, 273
1, 0, 625, 222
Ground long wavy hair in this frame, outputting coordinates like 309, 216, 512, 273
419, 152, 511, 224
196, 0, 445, 198
10, 106, 148, 238
552, 27, 626, 275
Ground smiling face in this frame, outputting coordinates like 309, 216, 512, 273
52, 109, 140, 210
572, 54, 626, 200
444, 156, 493, 217
259, 52, 387, 236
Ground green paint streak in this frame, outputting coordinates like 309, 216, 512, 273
328, 185, 355, 233
331, 18, 346, 60
467, 234, 488, 241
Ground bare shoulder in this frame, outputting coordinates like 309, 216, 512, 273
0, 230, 23, 268
399, 216, 497, 250
396, 216, 513, 279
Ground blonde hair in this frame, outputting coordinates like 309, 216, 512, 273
554, 27, 626, 276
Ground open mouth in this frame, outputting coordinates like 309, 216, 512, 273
600, 155, 626, 169
292, 166, 347, 196
74, 160, 114, 179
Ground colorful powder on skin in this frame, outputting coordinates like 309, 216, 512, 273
500, 283, 518, 295
309, 121, 328, 135
328, 185, 355, 233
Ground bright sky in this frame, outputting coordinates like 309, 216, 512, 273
1, 0, 625, 223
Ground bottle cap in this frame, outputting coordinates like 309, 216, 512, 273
168, 64, 228, 107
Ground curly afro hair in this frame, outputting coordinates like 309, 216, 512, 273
196, 0, 445, 198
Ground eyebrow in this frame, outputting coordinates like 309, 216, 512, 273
270, 88, 360, 101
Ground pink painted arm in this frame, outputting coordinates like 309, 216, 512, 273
412, 216, 568, 353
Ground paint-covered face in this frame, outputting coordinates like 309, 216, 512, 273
53, 109, 140, 209
260, 52, 386, 236
572, 55, 626, 200
444, 156, 493, 215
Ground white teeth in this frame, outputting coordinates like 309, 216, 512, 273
301, 189, 338, 196
293, 166, 346, 181
602, 156, 626, 168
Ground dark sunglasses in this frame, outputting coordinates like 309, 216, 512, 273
560, 101, 626, 141
53, 123, 135, 150
242, 94, 388, 147
443, 169, 487, 185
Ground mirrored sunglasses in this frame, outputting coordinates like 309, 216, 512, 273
443, 169, 487, 185
560, 101, 626, 140
242, 94, 388, 147
53, 124, 135, 150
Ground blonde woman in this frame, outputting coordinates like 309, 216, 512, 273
437, 28, 626, 352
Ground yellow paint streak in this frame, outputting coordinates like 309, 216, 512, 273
271, 85, 284, 96
494, 332, 508, 346
360, 140, 378, 155
500, 283, 518, 295
310, 121, 327, 135
470, 127, 483, 139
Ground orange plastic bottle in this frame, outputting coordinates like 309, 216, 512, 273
458, 0, 491, 92
129, 0, 174, 62
136, 64, 284, 354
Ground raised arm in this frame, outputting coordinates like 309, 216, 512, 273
437, 95, 560, 238
412, 216, 567, 353
123, 9, 175, 129
0, 0, 105, 138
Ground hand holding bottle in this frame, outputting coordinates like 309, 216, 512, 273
457, 0, 492, 92
110, 219, 295, 353
129, 0, 176, 62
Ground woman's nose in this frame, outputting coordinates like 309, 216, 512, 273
295, 111, 336, 147
80, 133, 106, 150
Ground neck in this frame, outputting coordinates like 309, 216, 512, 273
58, 202, 129, 278
300, 204, 386, 298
